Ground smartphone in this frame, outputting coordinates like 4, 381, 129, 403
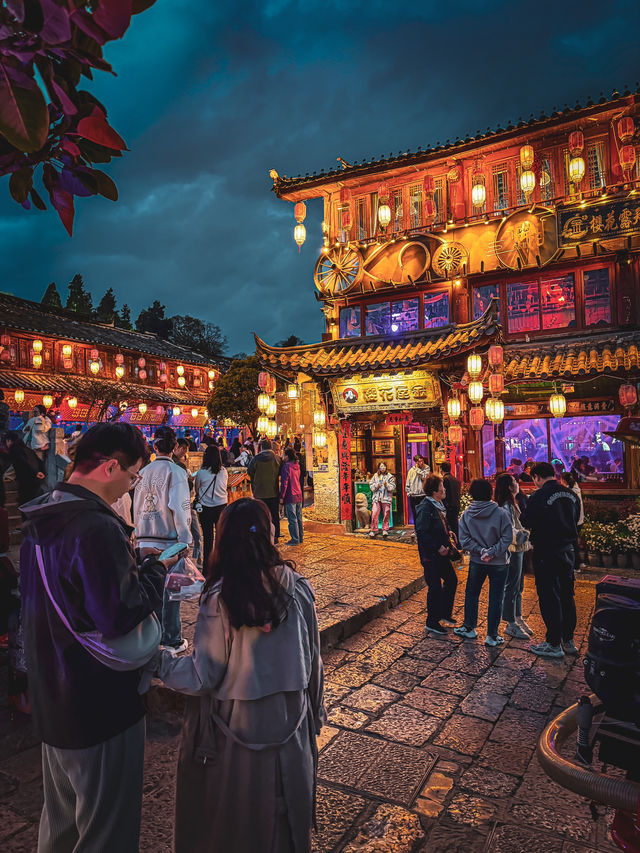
158, 542, 189, 561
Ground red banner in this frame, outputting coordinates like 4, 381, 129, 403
386, 412, 412, 425
338, 420, 352, 522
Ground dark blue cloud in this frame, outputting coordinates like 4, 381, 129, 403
1, 0, 638, 353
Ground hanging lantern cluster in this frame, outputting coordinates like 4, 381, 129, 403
616, 118, 636, 179
377, 183, 391, 229
567, 130, 585, 187
422, 175, 436, 226
485, 344, 504, 424
619, 383, 638, 409
293, 201, 306, 251
453, 347, 505, 433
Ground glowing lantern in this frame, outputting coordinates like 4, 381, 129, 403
313, 408, 326, 428
488, 344, 503, 367
62, 344, 72, 358
549, 391, 567, 418
520, 170, 536, 198
191, 408, 199, 418
42, 395, 53, 409
68, 397, 78, 410
568, 157, 585, 184
138, 357, 146, 369
176, 365, 185, 376
177, 376, 186, 388
156, 406, 164, 416
488, 373, 504, 395
377, 203, 391, 228
619, 145, 636, 172
63, 358, 73, 370
294, 202, 306, 223
33, 353, 43, 368
520, 144, 534, 170
287, 383, 299, 399
568, 130, 584, 155
172, 406, 181, 417
294, 223, 306, 249
471, 175, 486, 208
266, 398, 277, 417
266, 420, 278, 439
90, 361, 100, 374
467, 353, 482, 378
258, 393, 270, 413
257, 414, 269, 433
33, 339, 43, 353
90, 348, 99, 360
485, 397, 504, 424
115, 353, 124, 365
448, 424, 463, 444
618, 384, 637, 408
468, 380, 484, 404
209, 380, 214, 390
0, 334, 10, 347
138, 403, 148, 415
258, 372, 270, 389
469, 406, 484, 430
138, 369, 147, 381
15, 389, 25, 404
617, 117, 635, 143
447, 397, 461, 421
159, 373, 168, 384
115, 365, 125, 379
312, 430, 327, 448
208, 369, 216, 380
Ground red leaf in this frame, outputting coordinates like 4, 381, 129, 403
0, 61, 49, 152
51, 78, 77, 115
93, 0, 133, 40
52, 187, 74, 235
76, 112, 127, 150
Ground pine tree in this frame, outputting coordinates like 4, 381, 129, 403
41, 282, 62, 309
95, 287, 117, 324
116, 304, 133, 330
135, 301, 172, 338
65, 274, 93, 317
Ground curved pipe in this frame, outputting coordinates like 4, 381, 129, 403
537, 696, 640, 813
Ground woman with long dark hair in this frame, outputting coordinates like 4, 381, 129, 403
150, 498, 325, 853
494, 473, 531, 639
194, 445, 228, 568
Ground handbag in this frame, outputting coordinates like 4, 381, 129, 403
193, 473, 216, 514
35, 544, 161, 671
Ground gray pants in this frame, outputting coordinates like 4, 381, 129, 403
39, 718, 145, 853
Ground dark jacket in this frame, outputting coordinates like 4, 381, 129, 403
520, 479, 579, 551
20, 482, 166, 749
415, 499, 450, 567
443, 473, 461, 514
280, 460, 302, 504
247, 450, 281, 499
0, 400, 9, 433
8, 439, 45, 504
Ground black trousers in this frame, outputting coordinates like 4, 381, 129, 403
409, 495, 424, 522
261, 496, 281, 541
446, 509, 459, 539
199, 504, 224, 570
533, 546, 577, 646
423, 556, 458, 627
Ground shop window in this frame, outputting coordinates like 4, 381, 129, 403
392, 189, 403, 233
507, 281, 540, 333
356, 198, 367, 239
339, 306, 361, 338
504, 418, 549, 465
424, 292, 450, 329
473, 284, 502, 322
409, 184, 422, 229
481, 423, 496, 477
541, 273, 575, 330
583, 268, 611, 326
391, 298, 419, 332
365, 302, 391, 335
587, 141, 606, 191
549, 415, 622, 481
434, 178, 445, 224
492, 162, 509, 211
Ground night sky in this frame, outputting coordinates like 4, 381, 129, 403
1, 1, 639, 355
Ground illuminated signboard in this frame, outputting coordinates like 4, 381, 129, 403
331, 370, 441, 414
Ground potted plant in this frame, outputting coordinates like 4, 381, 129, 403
615, 522, 631, 569
625, 514, 640, 571
599, 523, 615, 569
582, 521, 601, 567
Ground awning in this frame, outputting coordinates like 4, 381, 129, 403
504, 332, 640, 381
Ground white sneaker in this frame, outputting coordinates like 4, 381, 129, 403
530, 641, 564, 659
505, 622, 530, 639
516, 617, 534, 636
368, 531, 376, 538
485, 635, 505, 647
161, 639, 188, 656
453, 626, 477, 639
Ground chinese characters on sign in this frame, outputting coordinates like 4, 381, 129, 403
558, 198, 640, 247
332, 370, 441, 414
338, 420, 352, 522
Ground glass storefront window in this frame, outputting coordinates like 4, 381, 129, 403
339, 306, 361, 338
541, 273, 576, 330
365, 302, 391, 335
424, 292, 449, 329
481, 423, 496, 477
391, 299, 419, 332
473, 284, 501, 322
584, 268, 611, 326
549, 415, 622, 481
507, 281, 540, 333
504, 418, 549, 465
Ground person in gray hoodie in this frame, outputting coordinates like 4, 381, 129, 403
454, 478, 513, 646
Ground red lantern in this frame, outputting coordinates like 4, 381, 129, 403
159, 361, 166, 371
138, 369, 147, 381
115, 353, 124, 365
448, 424, 463, 444
488, 344, 503, 367
0, 334, 10, 347
159, 372, 168, 384
568, 130, 584, 155
422, 175, 435, 194
63, 357, 73, 370
469, 406, 484, 430
488, 373, 504, 395
423, 197, 436, 224
258, 372, 270, 389
156, 406, 164, 416
619, 384, 637, 408
90, 348, 99, 360
617, 117, 635, 143
619, 145, 636, 172
138, 357, 146, 369
294, 202, 306, 223
0, 350, 10, 362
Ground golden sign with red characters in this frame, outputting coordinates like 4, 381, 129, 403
331, 370, 441, 414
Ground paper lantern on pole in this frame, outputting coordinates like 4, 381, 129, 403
447, 396, 461, 421
138, 369, 147, 381
617, 117, 635, 143
448, 424, 463, 444
485, 397, 504, 424
619, 145, 636, 172
469, 406, 484, 430
618, 384, 637, 408
138, 403, 148, 415
257, 414, 269, 434
266, 398, 277, 418
33, 339, 43, 353
313, 408, 326, 428
14, 389, 24, 404
115, 365, 125, 379
68, 397, 78, 410
488, 372, 504, 395
33, 353, 43, 368
177, 376, 186, 388
42, 395, 53, 409
520, 144, 534, 170
258, 393, 270, 413
266, 420, 278, 439
468, 380, 484, 404
90, 361, 100, 375
568, 130, 584, 155
488, 344, 503, 367
568, 157, 585, 184
172, 406, 181, 417
549, 391, 567, 418
191, 408, 199, 418
467, 353, 482, 378
115, 353, 124, 365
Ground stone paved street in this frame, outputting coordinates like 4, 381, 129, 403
0, 536, 624, 852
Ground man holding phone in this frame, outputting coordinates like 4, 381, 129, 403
20, 423, 180, 853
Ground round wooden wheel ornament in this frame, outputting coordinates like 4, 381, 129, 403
432, 241, 467, 278
314, 245, 363, 295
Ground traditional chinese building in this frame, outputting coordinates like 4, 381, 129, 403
257, 86, 640, 529
0, 292, 228, 432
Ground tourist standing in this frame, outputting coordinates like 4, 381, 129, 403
561, 471, 584, 572
247, 439, 282, 540
294, 436, 307, 496
173, 438, 203, 570
494, 473, 532, 639
455, 479, 513, 646
280, 447, 304, 545
3, 431, 46, 505
368, 462, 395, 539
22, 404, 51, 460
440, 461, 461, 537
194, 445, 228, 568
521, 461, 580, 658
147, 498, 325, 853
415, 474, 458, 635
134, 426, 192, 655
406, 454, 429, 521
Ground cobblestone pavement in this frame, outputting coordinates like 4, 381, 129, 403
0, 547, 623, 852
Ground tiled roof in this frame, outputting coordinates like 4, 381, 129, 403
272, 86, 638, 196
255, 304, 499, 378
0, 292, 230, 370
504, 331, 640, 381
0, 369, 209, 406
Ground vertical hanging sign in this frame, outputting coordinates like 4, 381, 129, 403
338, 420, 352, 522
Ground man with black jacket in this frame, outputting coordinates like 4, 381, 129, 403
521, 461, 580, 659
20, 423, 179, 852
440, 461, 461, 537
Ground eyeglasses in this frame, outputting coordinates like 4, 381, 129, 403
100, 458, 142, 486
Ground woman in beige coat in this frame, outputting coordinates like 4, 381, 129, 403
149, 498, 325, 853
